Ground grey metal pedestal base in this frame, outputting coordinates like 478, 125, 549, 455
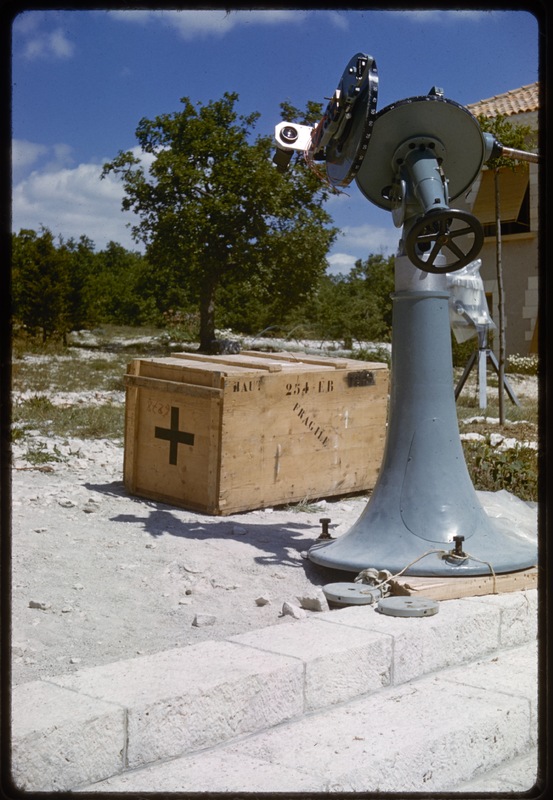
309, 280, 537, 577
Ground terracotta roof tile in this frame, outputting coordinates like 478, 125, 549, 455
467, 82, 539, 118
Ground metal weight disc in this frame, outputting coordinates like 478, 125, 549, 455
377, 596, 440, 617
356, 95, 486, 210
323, 582, 381, 606
325, 54, 378, 188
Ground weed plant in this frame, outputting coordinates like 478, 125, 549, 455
12, 397, 124, 442
462, 438, 538, 501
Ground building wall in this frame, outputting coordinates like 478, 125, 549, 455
479, 229, 539, 356
466, 126, 539, 358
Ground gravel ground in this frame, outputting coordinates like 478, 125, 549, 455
9, 342, 538, 688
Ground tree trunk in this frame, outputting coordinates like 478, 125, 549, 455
494, 168, 506, 427
198, 278, 217, 353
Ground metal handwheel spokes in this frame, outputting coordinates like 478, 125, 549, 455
406, 209, 484, 273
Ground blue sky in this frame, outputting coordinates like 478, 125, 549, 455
11, 8, 541, 274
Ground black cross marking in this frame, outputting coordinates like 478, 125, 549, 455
155, 406, 195, 465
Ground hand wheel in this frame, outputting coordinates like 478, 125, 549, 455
405, 209, 484, 273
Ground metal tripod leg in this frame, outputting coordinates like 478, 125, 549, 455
487, 349, 521, 407
454, 351, 477, 402
455, 347, 520, 408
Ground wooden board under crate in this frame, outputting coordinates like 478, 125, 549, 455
124, 350, 389, 515
390, 566, 538, 601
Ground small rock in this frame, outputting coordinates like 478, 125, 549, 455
231, 525, 247, 535
34, 528, 47, 533
61, 606, 73, 613
297, 589, 330, 612
281, 602, 306, 620
178, 598, 191, 605
145, 542, 156, 549
185, 588, 193, 595
58, 499, 76, 508
73, 583, 84, 590
28, 600, 51, 611
255, 596, 271, 606
69, 657, 81, 664
82, 500, 99, 514
192, 614, 217, 628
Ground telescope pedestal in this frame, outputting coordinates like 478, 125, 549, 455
308, 257, 536, 577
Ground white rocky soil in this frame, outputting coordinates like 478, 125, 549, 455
11, 431, 374, 686
10, 343, 538, 687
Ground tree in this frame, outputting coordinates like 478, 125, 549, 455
91, 241, 157, 326
12, 228, 72, 342
477, 114, 537, 425
63, 234, 98, 330
295, 253, 394, 346
102, 92, 337, 352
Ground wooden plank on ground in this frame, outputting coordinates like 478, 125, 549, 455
390, 567, 538, 601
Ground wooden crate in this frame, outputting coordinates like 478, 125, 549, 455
124, 351, 389, 515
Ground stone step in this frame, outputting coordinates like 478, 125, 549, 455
78, 643, 538, 794
10, 590, 537, 792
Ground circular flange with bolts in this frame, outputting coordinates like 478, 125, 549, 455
405, 208, 484, 273
377, 596, 440, 617
325, 53, 379, 188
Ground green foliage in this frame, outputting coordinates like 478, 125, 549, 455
284, 253, 394, 346
477, 114, 537, 169
102, 92, 337, 351
507, 354, 538, 375
23, 442, 66, 466
450, 333, 480, 368
90, 241, 159, 325
462, 437, 538, 501
351, 346, 391, 366
11, 228, 157, 341
12, 228, 72, 342
13, 396, 124, 441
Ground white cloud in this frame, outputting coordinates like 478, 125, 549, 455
12, 11, 43, 35
12, 139, 48, 171
12, 144, 159, 250
384, 9, 490, 24
339, 223, 399, 254
13, 11, 75, 59
325, 223, 399, 275
21, 27, 74, 60
12, 140, 75, 184
12, 159, 142, 252
326, 252, 356, 276
325, 10, 349, 30
107, 9, 314, 40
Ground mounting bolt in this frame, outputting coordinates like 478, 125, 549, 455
452, 535, 466, 556
318, 517, 333, 540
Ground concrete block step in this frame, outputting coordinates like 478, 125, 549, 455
10, 680, 126, 792
78, 643, 538, 793
11, 640, 305, 792
9, 590, 537, 792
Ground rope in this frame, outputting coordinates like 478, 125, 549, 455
354, 548, 499, 597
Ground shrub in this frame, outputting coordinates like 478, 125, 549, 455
462, 436, 538, 501
506, 354, 538, 375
